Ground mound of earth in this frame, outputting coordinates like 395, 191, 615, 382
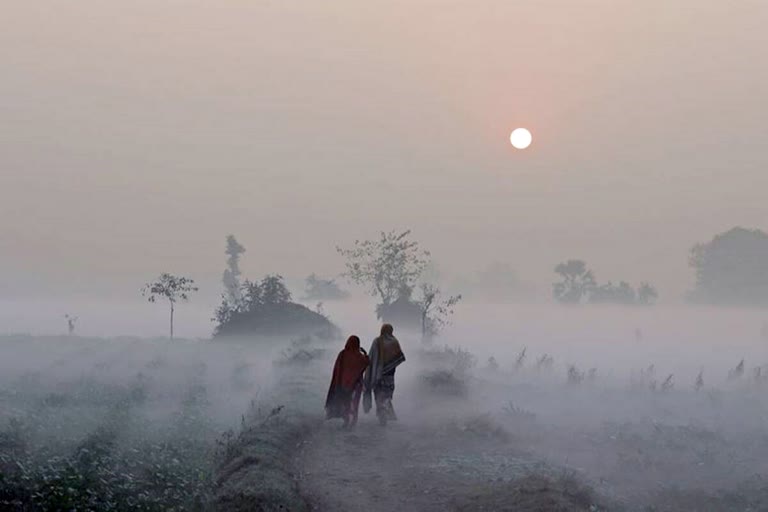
214, 302, 339, 339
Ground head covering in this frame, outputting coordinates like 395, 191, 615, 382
345, 335, 361, 351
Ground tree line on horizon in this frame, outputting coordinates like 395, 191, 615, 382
551, 259, 658, 306
137, 226, 768, 338
550, 226, 768, 307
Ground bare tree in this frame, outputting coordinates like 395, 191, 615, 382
142, 273, 198, 339
64, 314, 78, 336
416, 283, 461, 342
337, 230, 430, 307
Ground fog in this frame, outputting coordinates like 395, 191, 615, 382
4, 300, 768, 509
3, 0, 768, 510
3, 0, 768, 302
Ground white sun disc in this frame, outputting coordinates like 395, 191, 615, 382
510, 128, 532, 149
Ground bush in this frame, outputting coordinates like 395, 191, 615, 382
421, 370, 469, 397
419, 346, 477, 397
420, 345, 477, 373
214, 276, 339, 339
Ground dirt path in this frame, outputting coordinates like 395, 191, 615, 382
299, 420, 452, 511
296, 412, 568, 512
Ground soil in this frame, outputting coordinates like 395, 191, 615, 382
297, 412, 605, 512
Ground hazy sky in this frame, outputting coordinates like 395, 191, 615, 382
2, 0, 767, 300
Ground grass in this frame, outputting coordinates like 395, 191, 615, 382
0, 335, 264, 512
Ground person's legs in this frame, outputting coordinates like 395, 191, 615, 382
373, 387, 387, 426
334, 387, 353, 429
374, 375, 396, 425
349, 383, 363, 427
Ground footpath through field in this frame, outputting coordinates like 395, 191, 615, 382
296, 411, 586, 512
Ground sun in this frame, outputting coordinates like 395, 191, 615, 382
510, 128, 532, 149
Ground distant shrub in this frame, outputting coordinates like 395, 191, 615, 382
728, 359, 745, 381
660, 374, 674, 393
515, 347, 527, 370
695, 370, 704, 392
421, 370, 468, 397
420, 345, 477, 374
567, 365, 585, 385
214, 275, 339, 339
419, 345, 477, 397
535, 354, 554, 371
502, 402, 536, 423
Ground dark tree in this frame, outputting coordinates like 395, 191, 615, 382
142, 273, 198, 339
553, 260, 596, 304
260, 275, 293, 304
689, 227, 768, 305
241, 279, 263, 310
374, 284, 422, 329
236, 275, 292, 309
222, 235, 246, 306
637, 282, 658, 305
214, 235, 247, 327
590, 281, 637, 305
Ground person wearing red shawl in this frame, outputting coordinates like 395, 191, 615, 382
325, 335, 370, 428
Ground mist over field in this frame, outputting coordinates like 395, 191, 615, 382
4, 0, 768, 510
5, 295, 768, 510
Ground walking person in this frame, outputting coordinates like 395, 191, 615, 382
325, 335, 370, 428
363, 324, 406, 426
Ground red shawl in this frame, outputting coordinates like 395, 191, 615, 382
325, 336, 370, 417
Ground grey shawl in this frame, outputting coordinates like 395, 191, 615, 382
363, 334, 405, 392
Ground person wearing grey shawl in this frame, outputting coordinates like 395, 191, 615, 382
363, 324, 406, 426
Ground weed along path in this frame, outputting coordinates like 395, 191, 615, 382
296, 413, 605, 512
